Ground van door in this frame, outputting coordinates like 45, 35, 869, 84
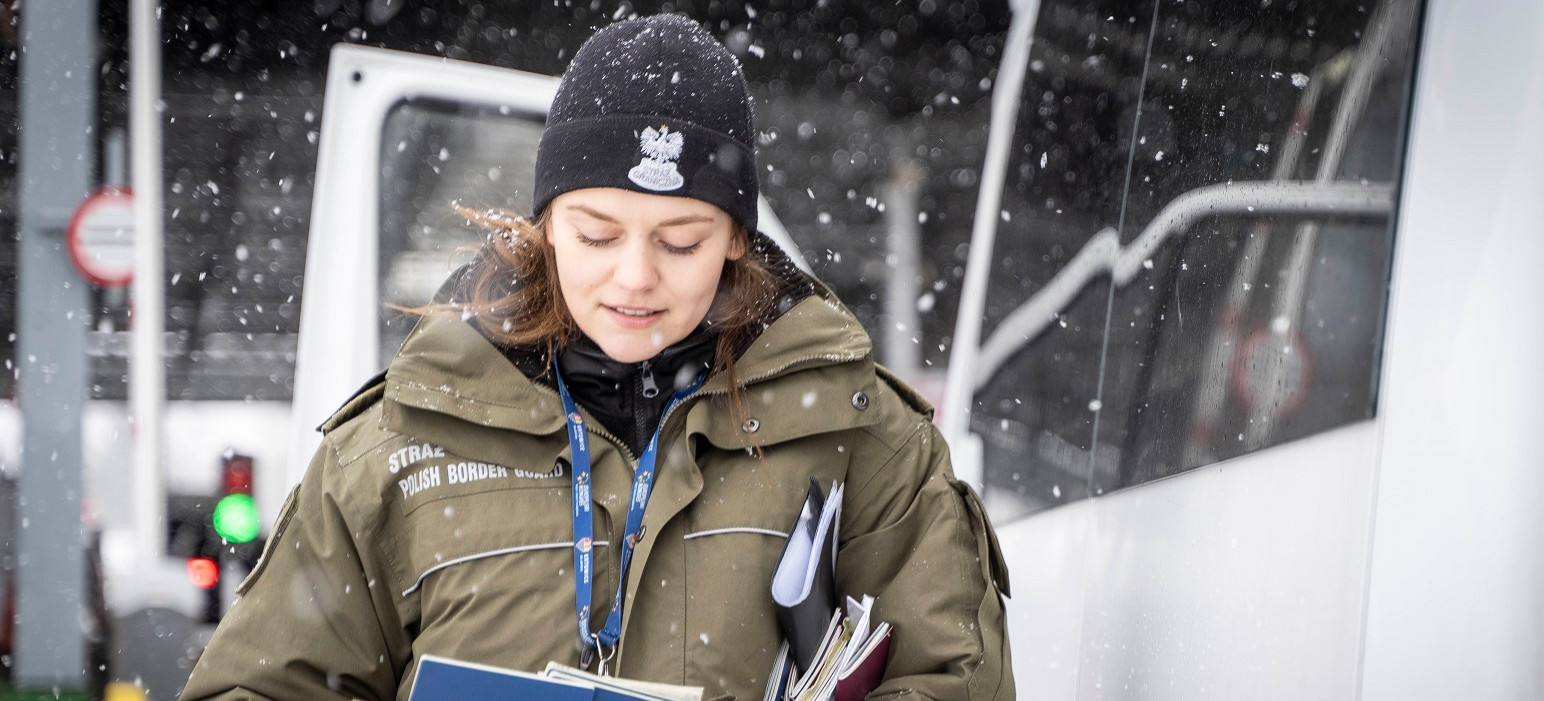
288, 45, 558, 488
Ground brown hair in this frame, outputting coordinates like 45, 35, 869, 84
414, 204, 779, 443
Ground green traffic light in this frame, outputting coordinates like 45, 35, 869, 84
213, 494, 261, 544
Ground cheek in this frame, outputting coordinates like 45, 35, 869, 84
551, 247, 593, 296
680, 260, 727, 308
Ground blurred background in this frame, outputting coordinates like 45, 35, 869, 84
3, 0, 1543, 699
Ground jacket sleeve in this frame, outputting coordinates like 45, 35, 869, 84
837, 416, 1015, 701
179, 438, 412, 701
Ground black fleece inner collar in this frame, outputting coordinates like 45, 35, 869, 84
555, 326, 717, 457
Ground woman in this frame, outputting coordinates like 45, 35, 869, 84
182, 15, 1012, 701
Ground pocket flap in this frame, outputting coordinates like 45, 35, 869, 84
949, 478, 1011, 598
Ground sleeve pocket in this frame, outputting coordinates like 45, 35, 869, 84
948, 478, 1011, 598
236, 484, 301, 596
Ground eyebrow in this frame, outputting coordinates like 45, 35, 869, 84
564, 204, 715, 228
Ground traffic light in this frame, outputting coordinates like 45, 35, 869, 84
186, 557, 219, 590
213, 452, 260, 544
166, 452, 267, 625
166, 495, 222, 623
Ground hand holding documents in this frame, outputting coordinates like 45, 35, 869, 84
768, 596, 893, 701
409, 655, 704, 701
766, 480, 892, 701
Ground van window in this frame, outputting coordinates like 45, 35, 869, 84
975, 0, 1420, 518
376, 99, 545, 361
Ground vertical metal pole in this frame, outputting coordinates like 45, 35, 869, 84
131, 0, 167, 561
882, 157, 924, 380
15, 0, 94, 687
940, 0, 1041, 488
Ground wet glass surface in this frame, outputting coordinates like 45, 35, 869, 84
376, 99, 545, 361
975, 0, 1420, 520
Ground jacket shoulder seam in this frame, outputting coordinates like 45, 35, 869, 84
320, 369, 388, 434
873, 363, 935, 420
323, 403, 396, 470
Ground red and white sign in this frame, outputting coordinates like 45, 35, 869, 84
1230, 325, 1314, 418
67, 186, 136, 287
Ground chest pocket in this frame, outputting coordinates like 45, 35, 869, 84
396, 485, 586, 596
390, 455, 578, 596
396, 482, 617, 674
670, 441, 848, 699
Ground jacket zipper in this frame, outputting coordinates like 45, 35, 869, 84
633, 361, 658, 456
639, 360, 660, 398
585, 350, 862, 674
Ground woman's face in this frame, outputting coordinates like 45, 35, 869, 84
547, 187, 744, 364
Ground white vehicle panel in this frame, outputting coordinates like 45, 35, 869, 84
1361, 0, 1544, 697
1004, 420, 1378, 700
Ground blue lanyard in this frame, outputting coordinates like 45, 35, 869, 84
553, 358, 703, 670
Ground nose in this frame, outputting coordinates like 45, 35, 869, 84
612, 238, 660, 291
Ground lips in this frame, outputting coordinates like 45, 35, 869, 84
605, 305, 663, 329
607, 305, 660, 317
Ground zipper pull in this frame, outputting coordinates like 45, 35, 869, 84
640, 361, 660, 398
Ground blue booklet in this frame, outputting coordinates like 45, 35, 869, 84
409, 655, 595, 701
410, 655, 702, 701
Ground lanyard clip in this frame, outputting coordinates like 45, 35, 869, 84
596, 642, 616, 677
582, 633, 616, 677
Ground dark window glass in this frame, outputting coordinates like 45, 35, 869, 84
0, 44, 16, 400
376, 99, 545, 362
977, 0, 1420, 519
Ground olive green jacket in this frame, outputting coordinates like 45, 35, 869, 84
181, 293, 1013, 701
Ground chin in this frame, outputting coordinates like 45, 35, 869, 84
594, 337, 666, 364
600, 348, 653, 363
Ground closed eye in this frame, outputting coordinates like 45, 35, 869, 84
661, 240, 703, 255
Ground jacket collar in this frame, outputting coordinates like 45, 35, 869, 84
381, 288, 876, 436
555, 328, 717, 456
384, 313, 566, 440
685, 289, 881, 450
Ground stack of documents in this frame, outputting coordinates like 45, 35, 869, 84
764, 595, 892, 701
409, 656, 703, 701
765, 480, 892, 701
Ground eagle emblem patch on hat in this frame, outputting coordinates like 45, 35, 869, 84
628, 125, 686, 192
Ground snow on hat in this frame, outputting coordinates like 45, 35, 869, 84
533, 14, 759, 232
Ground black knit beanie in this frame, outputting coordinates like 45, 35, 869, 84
533, 15, 759, 232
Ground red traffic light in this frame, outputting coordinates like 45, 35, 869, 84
188, 557, 219, 590
222, 453, 254, 496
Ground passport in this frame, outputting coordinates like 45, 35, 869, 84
409, 655, 703, 701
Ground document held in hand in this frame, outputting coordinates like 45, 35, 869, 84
766, 480, 893, 700
763, 596, 893, 701
408, 655, 703, 701
771, 478, 844, 673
